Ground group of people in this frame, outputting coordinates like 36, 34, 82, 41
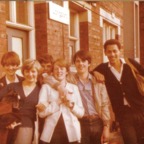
0, 39, 144, 144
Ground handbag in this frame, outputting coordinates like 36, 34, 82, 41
125, 58, 144, 96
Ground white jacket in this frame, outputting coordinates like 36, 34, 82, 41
38, 83, 84, 143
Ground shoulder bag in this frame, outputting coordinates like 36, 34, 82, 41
125, 58, 144, 96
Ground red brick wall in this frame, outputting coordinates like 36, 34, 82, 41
0, 1, 7, 77
35, 3, 48, 58
140, 2, 144, 66
35, 2, 123, 68
80, 22, 89, 51
35, 2, 69, 61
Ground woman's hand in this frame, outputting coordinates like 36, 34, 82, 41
64, 100, 74, 109
57, 85, 68, 103
36, 103, 46, 112
6, 121, 21, 129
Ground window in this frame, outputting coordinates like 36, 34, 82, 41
100, 8, 120, 62
68, 1, 89, 63
6, 1, 28, 25
69, 9, 79, 63
16, 1, 28, 25
103, 21, 117, 42
134, 2, 140, 61
103, 21, 118, 62
5, 1, 36, 61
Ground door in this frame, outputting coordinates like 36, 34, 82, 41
7, 27, 28, 63
6, 28, 28, 75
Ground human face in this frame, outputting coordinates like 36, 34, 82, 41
23, 67, 38, 83
41, 62, 53, 75
74, 57, 90, 74
53, 64, 67, 82
3, 64, 18, 76
105, 44, 121, 65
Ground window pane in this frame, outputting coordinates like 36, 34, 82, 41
12, 37, 23, 75
16, 1, 28, 25
5, 1, 10, 20
70, 12, 75, 37
103, 21, 117, 62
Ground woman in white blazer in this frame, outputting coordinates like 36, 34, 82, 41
37, 58, 84, 144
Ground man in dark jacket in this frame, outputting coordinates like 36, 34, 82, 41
93, 39, 144, 144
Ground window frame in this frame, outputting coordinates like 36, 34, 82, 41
6, 1, 36, 59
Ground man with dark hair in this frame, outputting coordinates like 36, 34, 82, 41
37, 53, 54, 144
93, 39, 144, 144
71, 50, 112, 144
37, 54, 54, 76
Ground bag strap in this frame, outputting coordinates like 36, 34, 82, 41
125, 58, 139, 74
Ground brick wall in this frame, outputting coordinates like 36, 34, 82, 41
140, 2, 144, 66
35, 2, 124, 69
0, 1, 7, 77
35, 3, 48, 58
80, 22, 89, 51
35, 2, 69, 61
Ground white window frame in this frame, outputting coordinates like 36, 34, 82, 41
6, 1, 36, 59
100, 8, 121, 62
69, 9, 80, 53
134, 1, 140, 62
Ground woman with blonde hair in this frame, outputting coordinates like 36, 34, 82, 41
0, 58, 42, 144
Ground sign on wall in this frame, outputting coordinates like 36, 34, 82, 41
49, 2, 69, 25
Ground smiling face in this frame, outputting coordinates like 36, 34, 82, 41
53, 64, 67, 82
41, 62, 53, 75
3, 64, 18, 77
23, 67, 38, 83
104, 44, 121, 65
1, 52, 20, 77
74, 57, 90, 74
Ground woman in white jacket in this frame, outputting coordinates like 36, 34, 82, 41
37, 58, 84, 144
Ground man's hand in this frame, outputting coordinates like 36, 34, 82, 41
101, 126, 110, 144
93, 71, 105, 83
36, 103, 46, 112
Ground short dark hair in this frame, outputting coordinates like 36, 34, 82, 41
1, 51, 20, 66
73, 50, 91, 64
37, 54, 54, 64
104, 39, 121, 51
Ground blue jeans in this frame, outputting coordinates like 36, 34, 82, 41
80, 117, 103, 144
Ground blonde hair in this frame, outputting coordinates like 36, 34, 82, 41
21, 58, 42, 75
53, 58, 70, 72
